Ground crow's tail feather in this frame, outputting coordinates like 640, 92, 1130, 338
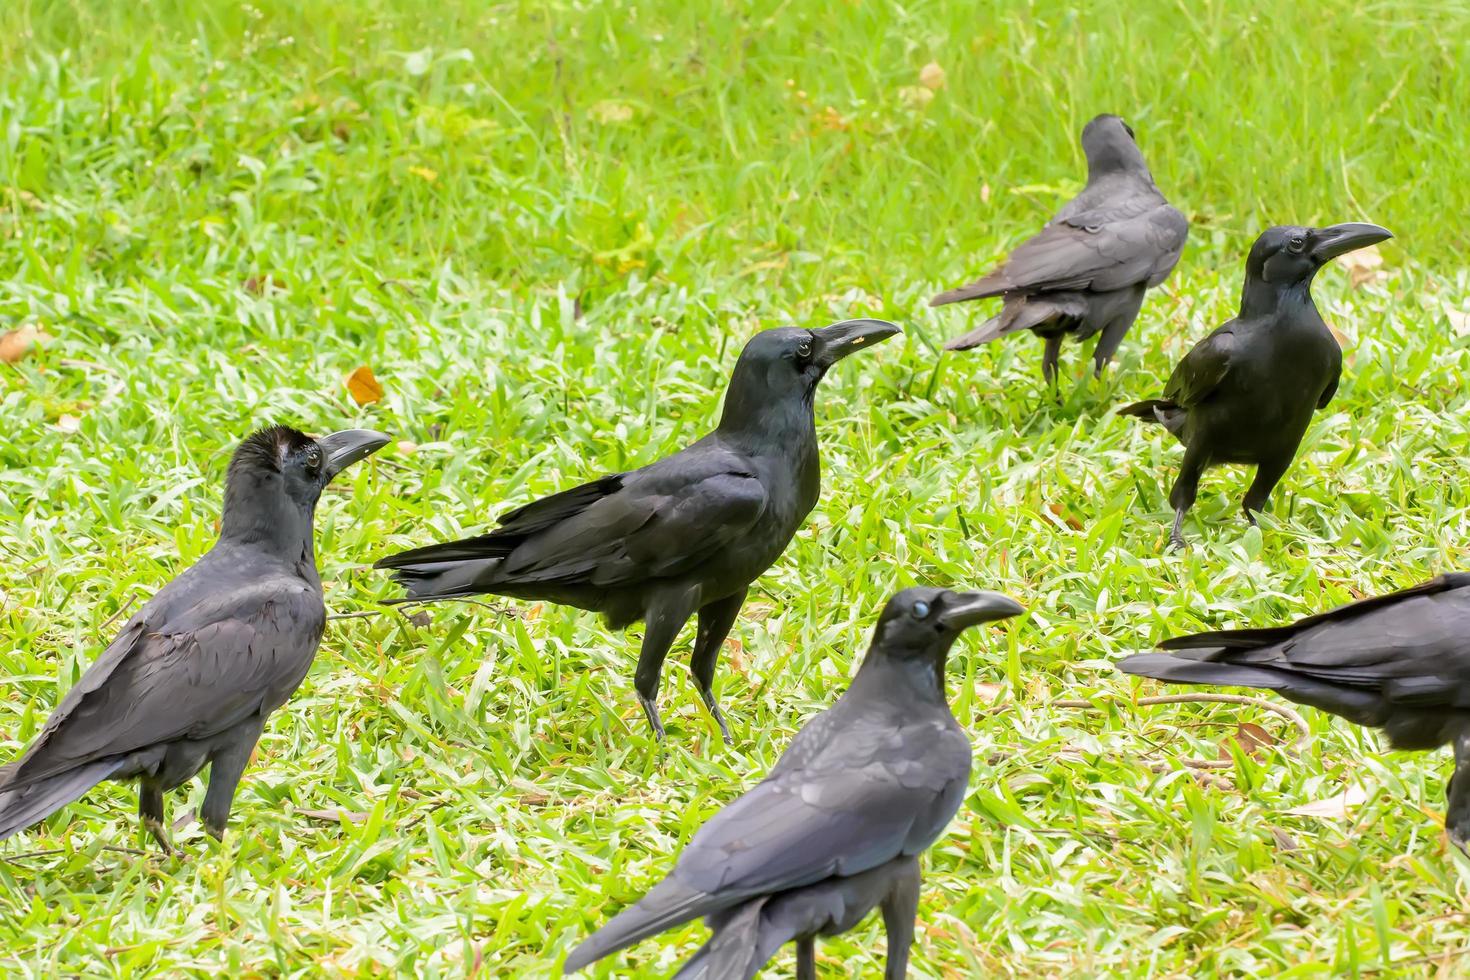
1117, 398, 1187, 436
564, 878, 717, 974
0, 759, 124, 840
377, 557, 505, 604
670, 898, 787, 980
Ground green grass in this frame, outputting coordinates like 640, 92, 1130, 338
3, 0, 1470, 975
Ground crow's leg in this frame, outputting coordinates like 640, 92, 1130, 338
689, 588, 747, 745
139, 779, 174, 856
1167, 444, 1208, 551
201, 719, 265, 840
634, 586, 701, 741
881, 857, 923, 980
1041, 335, 1063, 388
1241, 456, 1293, 525
795, 937, 816, 980
1448, 728, 1470, 855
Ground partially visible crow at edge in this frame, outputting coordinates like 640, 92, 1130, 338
563, 586, 1024, 978
375, 319, 900, 743
1119, 222, 1391, 549
931, 113, 1188, 385
1118, 572, 1470, 849
0, 425, 388, 852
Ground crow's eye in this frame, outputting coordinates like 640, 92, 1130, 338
304, 445, 323, 470
796, 340, 813, 359
912, 601, 930, 619
1287, 236, 1307, 254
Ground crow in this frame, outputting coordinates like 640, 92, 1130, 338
931, 113, 1188, 385
1118, 573, 1470, 848
1119, 222, 1391, 549
563, 586, 1024, 978
0, 425, 388, 852
375, 319, 900, 743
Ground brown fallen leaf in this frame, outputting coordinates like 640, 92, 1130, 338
1045, 502, 1084, 531
1339, 244, 1385, 288
346, 365, 384, 406
919, 62, 946, 90
1269, 827, 1300, 851
1284, 785, 1367, 818
298, 807, 370, 824
0, 324, 44, 364
975, 682, 1004, 703
1218, 721, 1277, 760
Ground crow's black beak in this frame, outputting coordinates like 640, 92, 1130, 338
1312, 223, 1392, 263
937, 591, 1025, 630
810, 318, 901, 368
319, 429, 391, 480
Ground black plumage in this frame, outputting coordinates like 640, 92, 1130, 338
1118, 573, 1470, 846
375, 319, 900, 742
564, 587, 1024, 978
1119, 222, 1392, 549
932, 114, 1188, 384
0, 425, 388, 851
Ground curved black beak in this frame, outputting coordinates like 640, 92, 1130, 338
1312, 223, 1392, 263
319, 428, 391, 480
937, 590, 1026, 631
810, 318, 901, 368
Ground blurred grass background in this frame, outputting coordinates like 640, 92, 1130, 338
2, 0, 1469, 976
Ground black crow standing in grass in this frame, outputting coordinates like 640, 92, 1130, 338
375, 319, 900, 743
1118, 573, 1470, 848
1118, 222, 1391, 549
564, 586, 1024, 978
0, 425, 388, 852
931, 114, 1188, 385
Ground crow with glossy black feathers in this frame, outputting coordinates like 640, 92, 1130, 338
932, 114, 1188, 385
0, 425, 388, 852
375, 319, 900, 743
564, 586, 1024, 978
1119, 573, 1470, 848
1119, 222, 1391, 549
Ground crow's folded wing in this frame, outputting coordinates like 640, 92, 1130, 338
2, 582, 324, 788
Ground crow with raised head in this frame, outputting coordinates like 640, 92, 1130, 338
0, 425, 388, 852
932, 113, 1188, 385
563, 586, 1024, 978
1119, 572, 1470, 848
375, 319, 900, 743
1119, 222, 1392, 549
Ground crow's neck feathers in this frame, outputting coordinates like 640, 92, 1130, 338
218, 427, 320, 565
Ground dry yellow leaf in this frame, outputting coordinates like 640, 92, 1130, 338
0, 324, 42, 364
897, 86, 934, 109
408, 165, 438, 182
919, 61, 946, 90
589, 100, 634, 124
1284, 785, 1368, 818
346, 365, 384, 405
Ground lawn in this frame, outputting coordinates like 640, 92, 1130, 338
3, 0, 1470, 975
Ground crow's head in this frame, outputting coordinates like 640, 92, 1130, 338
1081, 113, 1146, 176
1247, 223, 1393, 288
223, 425, 389, 544
870, 586, 1024, 670
719, 319, 900, 427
